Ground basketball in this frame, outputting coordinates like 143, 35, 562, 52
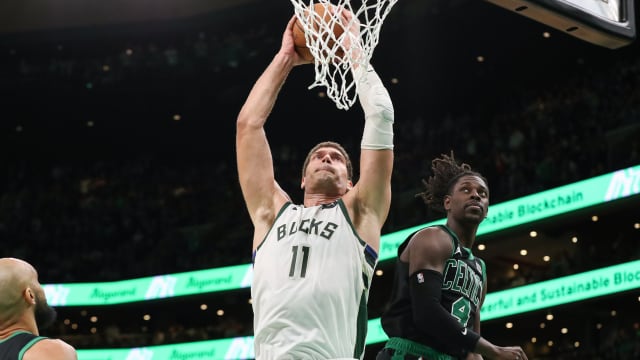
293, 2, 346, 61
293, 16, 313, 61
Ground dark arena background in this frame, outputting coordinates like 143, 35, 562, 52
1, 0, 639, 359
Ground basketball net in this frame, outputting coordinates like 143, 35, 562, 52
290, 0, 397, 110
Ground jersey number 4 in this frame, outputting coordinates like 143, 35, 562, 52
289, 245, 310, 278
452, 297, 472, 327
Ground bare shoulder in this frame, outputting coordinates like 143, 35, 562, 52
406, 226, 454, 272
25, 338, 77, 360
409, 227, 452, 252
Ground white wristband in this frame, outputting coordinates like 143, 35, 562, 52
357, 66, 394, 150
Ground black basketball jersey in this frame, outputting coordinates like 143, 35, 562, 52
0, 331, 45, 360
381, 225, 486, 352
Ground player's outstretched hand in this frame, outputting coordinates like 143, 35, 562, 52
475, 337, 528, 360
280, 15, 313, 66
339, 7, 363, 64
491, 345, 528, 360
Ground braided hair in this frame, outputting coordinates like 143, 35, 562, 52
417, 151, 488, 213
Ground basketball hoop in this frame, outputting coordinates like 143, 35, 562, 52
290, 0, 397, 110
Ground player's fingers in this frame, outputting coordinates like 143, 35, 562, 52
512, 348, 527, 360
286, 15, 297, 30
341, 8, 352, 20
341, 9, 360, 38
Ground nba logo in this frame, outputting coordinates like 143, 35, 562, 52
417, 273, 424, 283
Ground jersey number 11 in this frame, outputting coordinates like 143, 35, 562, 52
289, 245, 310, 278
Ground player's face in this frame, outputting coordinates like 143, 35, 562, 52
301, 147, 351, 192
445, 175, 489, 224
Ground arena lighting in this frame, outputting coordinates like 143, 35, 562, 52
70, 259, 640, 359
43, 164, 640, 306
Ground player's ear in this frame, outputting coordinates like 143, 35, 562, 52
24, 287, 36, 305
443, 195, 452, 211
301, 177, 306, 190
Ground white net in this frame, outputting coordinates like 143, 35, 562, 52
290, 0, 398, 110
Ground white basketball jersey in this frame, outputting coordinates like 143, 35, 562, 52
252, 200, 378, 360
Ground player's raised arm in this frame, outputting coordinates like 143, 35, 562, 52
236, 16, 310, 245
331, 5, 393, 252
345, 63, 394, 252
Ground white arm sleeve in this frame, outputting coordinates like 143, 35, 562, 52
356, 65, 394, 150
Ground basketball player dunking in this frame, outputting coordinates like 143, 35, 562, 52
236, 13, 394, 360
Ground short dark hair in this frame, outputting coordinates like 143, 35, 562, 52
302, 141, 353, 181
417, 151, 488, 213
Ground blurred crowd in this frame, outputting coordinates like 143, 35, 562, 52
2, 16, 638, 281
1, 2, 639, 358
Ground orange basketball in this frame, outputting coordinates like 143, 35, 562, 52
293, 17, 313, 61
293, 3, 346, 61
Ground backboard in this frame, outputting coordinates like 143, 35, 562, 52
486, 0, 636, 49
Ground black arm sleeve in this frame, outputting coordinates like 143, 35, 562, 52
410, 269, 481, 358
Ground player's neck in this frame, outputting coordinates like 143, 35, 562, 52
446, 221, 478, 249
0, 322, 38, 339
303, 192, 341, 207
